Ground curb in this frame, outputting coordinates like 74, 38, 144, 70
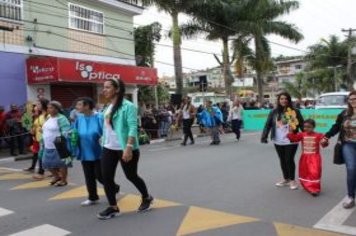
0, 154, 32, 162
150, 133, 210, 144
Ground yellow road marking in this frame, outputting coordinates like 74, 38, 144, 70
176, 206, 258, 236
49, 186, 105, 201
0, 173, 32, 180
274, 223, 344, 236
118, 194, 181, 213
11, 180, 52, 190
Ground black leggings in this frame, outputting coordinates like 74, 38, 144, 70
274, 144, 298, 181
30, 153, 45, 175
101, 148, 149, 206
82, 160, 105, 201
231, 119, 241, 140
183, 119, 194, 144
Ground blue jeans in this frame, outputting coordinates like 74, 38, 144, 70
342, 142, 356, 199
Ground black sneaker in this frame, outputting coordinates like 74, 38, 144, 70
97, 207, 121, 220
138, 196, 154, 212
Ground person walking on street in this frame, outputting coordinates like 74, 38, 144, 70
5, 104, 25, 156
228, 99, 244, 141
98, 78, 153, 220
261, 92, 304, 190
41, 101, 72, 187
322, 91, 356, 209
24, 99, 49, 180
179, 96, 195, 146
73, 97, 120, 207
199, 100, 223, 145
287, 119, 328, 196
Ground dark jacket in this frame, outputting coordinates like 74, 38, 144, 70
261, 108, 304, 143
325, 110, 348, 143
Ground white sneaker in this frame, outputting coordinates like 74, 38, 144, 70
289, 181, 299, 190
81, 200, 98, 206
275, 180, 290, 187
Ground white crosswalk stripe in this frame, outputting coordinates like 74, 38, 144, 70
9, 224, 71, 236
0, 207, 14, 217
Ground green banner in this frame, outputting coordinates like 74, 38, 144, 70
242, 109, 343, 133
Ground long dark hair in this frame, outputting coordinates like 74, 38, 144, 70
108, 78, 125, 127
276, 92, 294, 120
347, 90, 356, 117
39, 98, 49, 113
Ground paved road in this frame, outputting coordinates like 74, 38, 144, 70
0, 132, 355, 236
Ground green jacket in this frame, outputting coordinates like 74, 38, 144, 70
102, 99, 139, 150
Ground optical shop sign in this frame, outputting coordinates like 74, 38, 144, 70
243, 109, 343, 133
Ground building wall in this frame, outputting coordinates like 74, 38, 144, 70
0, 21, 24, 46
0, 52, 27, 110
23, 0, 135, 60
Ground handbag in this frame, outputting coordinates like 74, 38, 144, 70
54, 135, 71, 159
333, 141, 344, 165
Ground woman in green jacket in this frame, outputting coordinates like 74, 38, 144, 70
97, 78, 153, 220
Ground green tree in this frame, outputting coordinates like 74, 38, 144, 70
179, 0, 243, 96
282, 72, 314, 99
305, 35, 348, 91
142, 0, 197, 96
134, 22, 162, 67
242, 0, 303, 103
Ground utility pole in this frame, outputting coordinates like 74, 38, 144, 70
342, 28, 356, 90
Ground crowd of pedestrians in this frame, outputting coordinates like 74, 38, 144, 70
0, 88, 355, 221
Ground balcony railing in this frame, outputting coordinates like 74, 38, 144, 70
116, 0, 143, 8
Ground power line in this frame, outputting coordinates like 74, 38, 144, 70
22, 28, 202, 71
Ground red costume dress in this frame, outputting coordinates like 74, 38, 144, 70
287, 132, 326, 194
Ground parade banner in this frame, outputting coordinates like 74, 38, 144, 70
243, 109, 343, 133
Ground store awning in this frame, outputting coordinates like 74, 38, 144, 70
26, 56, 158, 85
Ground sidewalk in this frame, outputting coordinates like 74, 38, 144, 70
150, 125, 210, 144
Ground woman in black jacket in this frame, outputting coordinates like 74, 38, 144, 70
322, 91, 356, 209
261, 92, 304, 190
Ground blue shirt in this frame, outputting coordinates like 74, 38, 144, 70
74, 113, 103, 161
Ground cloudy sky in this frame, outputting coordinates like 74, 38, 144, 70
134, 0, 356, 76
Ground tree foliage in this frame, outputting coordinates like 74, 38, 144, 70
134, 22, 162, 67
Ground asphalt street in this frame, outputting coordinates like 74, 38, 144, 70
0, 132, 355, 236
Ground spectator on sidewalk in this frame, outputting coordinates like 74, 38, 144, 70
158, 105, 171, 138
5, 104, 25, 156
24, 99, 49, 180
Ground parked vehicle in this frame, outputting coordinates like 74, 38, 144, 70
315, 92, 349, 109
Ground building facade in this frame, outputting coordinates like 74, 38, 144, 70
0, 0, 157, 110
275, 57, 306, 86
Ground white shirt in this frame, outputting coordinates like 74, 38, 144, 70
274, 122, 291, 145
42, 117, 61, 149
182, 105, 191, 120
104, 104, 122, 150
231, 106, 242, 120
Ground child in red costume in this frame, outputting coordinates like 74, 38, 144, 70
287, 119, 328, 196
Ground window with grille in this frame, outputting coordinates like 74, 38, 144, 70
69, 3, 104, 34
0, 0, 22, 22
